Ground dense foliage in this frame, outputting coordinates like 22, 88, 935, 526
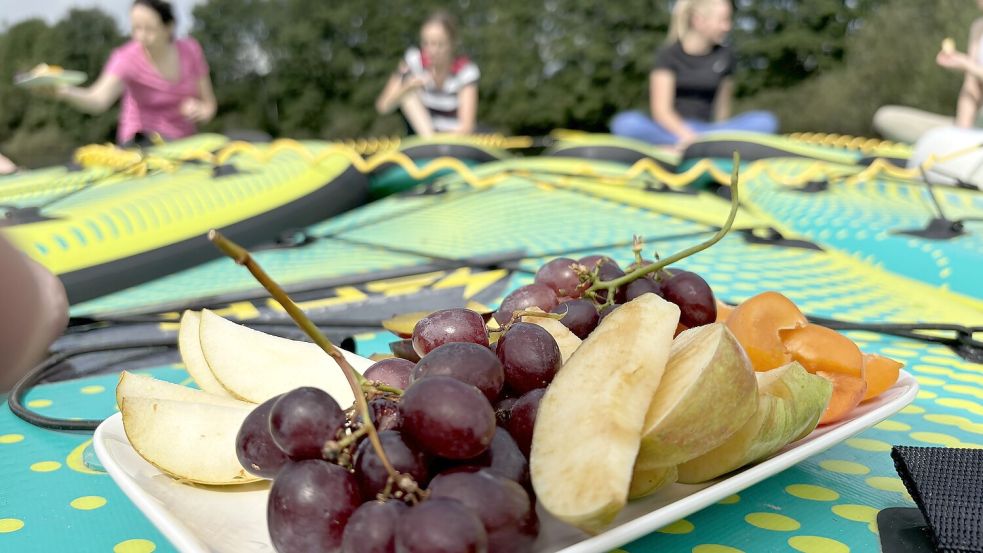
0, 0, 978, 166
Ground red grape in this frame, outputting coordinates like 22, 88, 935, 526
236, 395, 290, 478
412, 309, 489, 357
399, 376, 496, 459
466, 428, 528, 485
389, 339, 421, 363
493, 284, 559, 325
354, 430, 430, 500
368, 397, 402, 432
534, 257, 585, 298
413, 342, 504, 402
341, 500, 408, 553
549, 299, 599, 339
661, 269, 717, 327
496, 323, 561, 395
394, 498, 487, 553
364, 358, 414, 390
494, 397, 518, 427
428, 470, 538, 553
507, 388, 546, 458
270, 387, 346, 460
267, 459, 361, 553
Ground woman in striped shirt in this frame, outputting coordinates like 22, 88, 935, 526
376, 11, 480, 136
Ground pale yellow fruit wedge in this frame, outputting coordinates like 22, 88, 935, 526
628, 464, 677, 500
676, 362, 832, 484
531, 293, 679, 533
116, 371, 254, 410
521, 308, 581, 363
121, 396, 260, 485
198, 309, 371, 405
636, 323, 757, 469
178, 310, 235, 397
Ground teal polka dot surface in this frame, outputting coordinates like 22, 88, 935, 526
740, 158, 983, 299
5, 151, 982, 553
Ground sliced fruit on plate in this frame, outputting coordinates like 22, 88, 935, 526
676, 362, 832, 484
816, 371, 867, 425
635, 323, 757, 470
628, 464, 677, 500
116, 371, 253, 409
177, 310, 236, 397
725, 291, 807, 372
531, 293, 679, 534
120, 396, 260, 485
861, 353, 902, 401
779, 323, 864, 379
198, 309, 371, 405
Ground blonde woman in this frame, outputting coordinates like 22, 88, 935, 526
611, 0, 777, 146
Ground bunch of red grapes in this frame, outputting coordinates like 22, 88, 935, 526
233, 255, 716, 553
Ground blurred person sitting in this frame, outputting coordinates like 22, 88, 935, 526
34, 0, 216, 145
610, 0, 778, 147
375, 11, 480, 137
874, 1, 983, 143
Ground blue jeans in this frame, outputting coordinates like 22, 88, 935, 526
610, 110, 779, 145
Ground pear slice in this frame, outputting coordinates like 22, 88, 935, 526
676, 362, 832, 484
198, 309, 371, 405
521, 308, 582, 363
116, 371, 254, 410
530, 293, 679, 533
635, 323, 757, 470
178, 310, 235, 397
121, 396, 260, 485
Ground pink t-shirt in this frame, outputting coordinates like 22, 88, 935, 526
104, 37, 209, 143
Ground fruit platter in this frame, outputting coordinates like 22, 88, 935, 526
93, 206, 918, 553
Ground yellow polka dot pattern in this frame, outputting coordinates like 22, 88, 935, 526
693, 545, 745, 553
658, 519, 694, 534
785, 484, 839, 501
0, 434, 24, 444
26, 399, 52, 408
718, 494, 741, 505
80, 385, 105, 394
113, 539, 157, 553
30, 461, 61, 472
0, 518, 25, 533
874, 420, 911, 432
70, 496, 107, 510
832, 504, 879, 523
745, 513, 801, 531
819, 460, 870, 475
865, 477, 908, 494
845, 438, 892, 452
788, 535, 850, 553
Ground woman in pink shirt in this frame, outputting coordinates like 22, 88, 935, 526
40, 0, 216, 144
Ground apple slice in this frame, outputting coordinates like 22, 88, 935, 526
178, 310, 236, 397
116, 371, 254, 410
530, 293, 679, 533
521, 308, 582, 363
676, 362, 832, 484
121, 396, 260, 485
628, 464, 677, 500
198, 309, 372, 405
635, 323, 757, 470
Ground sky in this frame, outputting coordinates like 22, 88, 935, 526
0, 0, 206, 36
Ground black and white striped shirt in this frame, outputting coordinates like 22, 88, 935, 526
403, 47, 480, 132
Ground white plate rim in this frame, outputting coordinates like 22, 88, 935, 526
94, 370, 918, 553
14, 70, 87, 88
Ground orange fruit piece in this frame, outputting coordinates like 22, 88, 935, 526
779, 324, 864, 379
861, 353, 903, 401
816, 371, 867, 425
715, 300, 733, 323
725, 291, 807, 372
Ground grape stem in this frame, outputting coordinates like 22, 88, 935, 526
208, 230, 405, 486
363, 381, 404, 397
586, 152, 742, 303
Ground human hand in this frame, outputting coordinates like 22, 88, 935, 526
180, 98, 214, 123
676, 128, 699, 151
936, 50, 970, 72
401, 74, 428, 93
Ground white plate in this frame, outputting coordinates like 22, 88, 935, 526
94, 370, 918, 553
14, 70, 87, 88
